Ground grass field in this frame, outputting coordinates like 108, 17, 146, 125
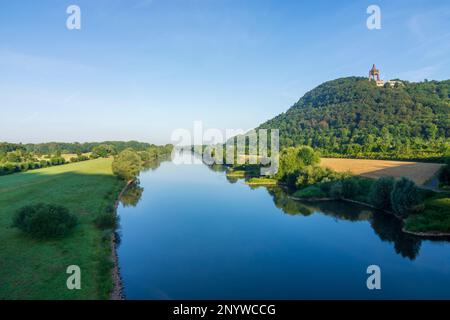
405, 195, 450, 233
0, 158, 124, 299
321, 158, 443, 186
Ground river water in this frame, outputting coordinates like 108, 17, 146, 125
117, 153, 450, 299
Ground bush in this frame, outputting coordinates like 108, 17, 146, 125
391, 177, 424, 218
341, 178, 360, 199
369, 176, 395, 210
12, 203, 77, 238
94, 212, 118, 230
330, 181, 344, 199
293, 186, 327, 199
438, 164, 450, 187
295, 166, 332, 189
50, 157, 66, 166
40, 160, 49, 167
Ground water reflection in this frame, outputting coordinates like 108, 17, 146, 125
117, 155, 450, 299
120, 156, 171, 207
370, 213, 422, 260
121, 183, 144, 207
120, 155, 440, 262
265, 186, 422, 260
142, 154, 171, 172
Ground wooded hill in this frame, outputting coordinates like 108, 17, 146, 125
258, 77, 450, 161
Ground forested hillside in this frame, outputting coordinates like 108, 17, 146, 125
259, 77, 450, 161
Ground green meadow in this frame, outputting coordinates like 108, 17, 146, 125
0, 158, 124, 299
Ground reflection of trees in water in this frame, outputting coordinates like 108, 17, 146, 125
265, 186, 422, 260
206, 164, 228, 173
120, 182, 144, 207
267, 187, 314, 216
121, 156, 171, 208
226, 176, 239, 184
141, 155, 171, 172
370, 213, 421, 261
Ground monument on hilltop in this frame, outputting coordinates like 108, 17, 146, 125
369, 64, 385, 86
368, 64, 403, 87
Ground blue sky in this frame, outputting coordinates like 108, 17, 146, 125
1, 0, 449, 144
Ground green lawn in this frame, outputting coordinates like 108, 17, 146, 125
405, 194, 450, 233
245, 177, 279, 186
0, 158, 124, 299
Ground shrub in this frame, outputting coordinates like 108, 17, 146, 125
12, 203, 77, 238
40, 160, 49, 167
295, 166, 332, 189
330, 181, 344, 199
438, 164, 450, 187
50, 157, 66, 166
293, 186, 327, 199
94, 212, 118, 230
391, 177, 424, 218
341, 178, 360, 199
369, 176, 395, 210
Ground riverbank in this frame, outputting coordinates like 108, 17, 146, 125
110, 179, 135, 300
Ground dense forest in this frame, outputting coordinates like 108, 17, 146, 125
258, 77, 450, 161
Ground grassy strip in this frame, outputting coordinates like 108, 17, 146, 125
405, 195, 450, 233
246, 177, 278, 186
226, 170, 246, 178
0, 158, 124, 299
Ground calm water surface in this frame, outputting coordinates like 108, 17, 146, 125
117, 154, 450, 299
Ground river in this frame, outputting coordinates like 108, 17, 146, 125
117, 153, 450, 299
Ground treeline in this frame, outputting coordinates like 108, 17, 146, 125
0, 141, 173, 177
259, 77, 450, 161
22, 141, 155, 155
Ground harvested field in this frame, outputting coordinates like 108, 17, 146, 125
321, 158, 443, 186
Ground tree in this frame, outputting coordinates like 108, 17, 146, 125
276, 146, 321, 181
297, 146, 320, 166
369, 176, 395, 210
112, 149, 142, 181
91, 144, 116, 158
391, 177, 424, 218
